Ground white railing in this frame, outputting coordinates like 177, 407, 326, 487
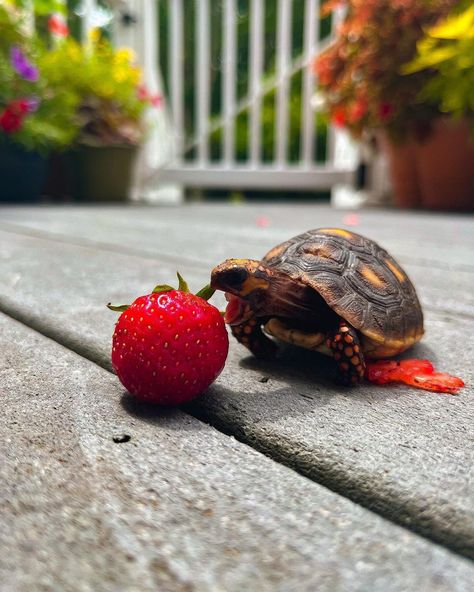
83, 0, 357, 194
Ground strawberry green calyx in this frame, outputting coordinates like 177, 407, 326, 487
108, 272, 215, 313
107, 303, 130, 312
177, 272, 190, 293
153, 271, 189, 294
152, 284, 174, 294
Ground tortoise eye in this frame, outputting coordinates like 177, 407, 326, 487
219, 267, 248, 288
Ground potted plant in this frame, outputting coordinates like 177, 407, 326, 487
313, 0, 463, 210
40, 31, 161, 201
0, 5, 77, 201
401, 3, 474, 210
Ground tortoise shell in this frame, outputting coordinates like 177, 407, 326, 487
262, 228, 424, 350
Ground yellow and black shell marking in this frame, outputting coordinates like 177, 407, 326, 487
262, 228, 424, 355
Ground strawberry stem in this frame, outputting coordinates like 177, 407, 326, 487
196, 284, 215, 301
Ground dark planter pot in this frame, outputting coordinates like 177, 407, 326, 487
70, 144, 138, 202
0, 141, 49, 202
378, 119, 474, 212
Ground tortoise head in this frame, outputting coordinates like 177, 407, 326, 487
211, 259, 271, 325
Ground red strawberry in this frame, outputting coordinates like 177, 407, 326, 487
108, 275, 229, 404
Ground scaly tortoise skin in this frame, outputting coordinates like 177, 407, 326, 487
210, 228, 424, 385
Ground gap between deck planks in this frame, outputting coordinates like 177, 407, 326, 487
0, 206, 472, 560
2, 310, 474, 591
0, 205, 473, 319
0, 204, 473, 273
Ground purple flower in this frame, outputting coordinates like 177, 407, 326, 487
10, 45, 39, 82
26, 96, 40, 113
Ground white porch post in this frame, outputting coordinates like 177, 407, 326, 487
327, 5, 360, 208
112, 0, 183, 204
82, 0, 98, 40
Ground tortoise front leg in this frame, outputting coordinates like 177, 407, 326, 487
231, 316, 277, 359
327, 320, 366, 385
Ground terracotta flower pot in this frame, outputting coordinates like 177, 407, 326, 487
378, 119, 474, 212
377, 133, 421, 209
416, 119, 474, 211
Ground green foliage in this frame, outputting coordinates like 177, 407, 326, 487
11, 0, 66, 16
1, 5, 154, 153
404, 4, 474, 122
39, 35, 149, 145
14, 93, 79, 153
315, 0, 457, 140
0, 4, 25, 46
0, 5, 77, 153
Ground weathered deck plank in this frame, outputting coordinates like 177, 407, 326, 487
0, 205, 473, 319
0, 204, 473, 271
4, 312, 474, 591
0, 205, 472, 560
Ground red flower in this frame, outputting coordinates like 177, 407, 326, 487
0, 98, 33, 133
137, 84, 164, 108
150, 94, 163, 108
331, 107, 347, 128
137, 84, 150, 101
0, 108, 23, 133
314, 55, 334, 86
378, 102, 394, 121
322, 0, 346, 17
48, 14, 69, 37
348, 98, 367, 123
10, 99, 30, 115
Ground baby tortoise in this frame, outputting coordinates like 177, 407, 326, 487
211, 228, 424, 386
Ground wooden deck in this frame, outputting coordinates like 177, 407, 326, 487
0, 203, 473, 591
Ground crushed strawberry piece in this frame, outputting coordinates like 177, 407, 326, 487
366, 359, 464, 395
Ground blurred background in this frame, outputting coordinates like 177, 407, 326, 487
1, 0, 473, 210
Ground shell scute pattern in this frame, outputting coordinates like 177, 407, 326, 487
262, 228, 423, 347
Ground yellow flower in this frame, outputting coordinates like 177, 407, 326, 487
113, 66, 129, 83
128, 67, 141, 85
66, 41, 82, 62
115, 48, 135, 64
97, 83, 115, 99
89, 27, 101, 44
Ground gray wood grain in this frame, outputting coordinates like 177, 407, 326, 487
0, 204, 473, 271
3, 312, 474, 591
0, 205, 472, 319
0, 206, 472, 560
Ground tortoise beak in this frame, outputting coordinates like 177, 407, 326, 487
224, 293, 254, 326
211, 261, 249, 293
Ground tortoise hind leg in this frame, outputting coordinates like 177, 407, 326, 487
232, 317, 277, 359
327, 320, 366, 385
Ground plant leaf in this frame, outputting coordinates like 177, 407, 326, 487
430, 5, 474, 40
152, 284, 174, 294
177, 272, 190, 292
196, 284, 215, 301
107, 303, 130, 312
403, 45, 459, 73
